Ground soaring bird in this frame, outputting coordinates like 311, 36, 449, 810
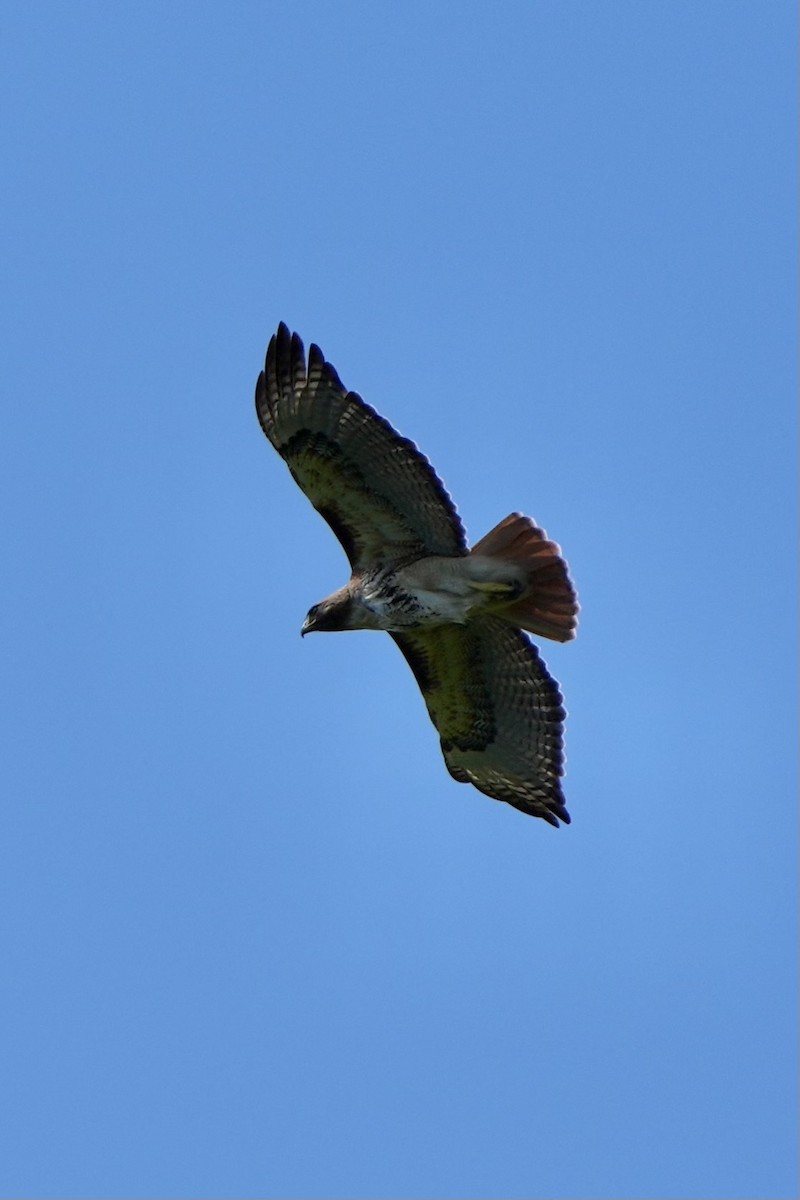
255, 323, 578, 825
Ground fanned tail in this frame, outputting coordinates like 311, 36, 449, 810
470, 513, 578, 642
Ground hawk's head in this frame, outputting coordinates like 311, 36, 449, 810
301, 589, 356, 636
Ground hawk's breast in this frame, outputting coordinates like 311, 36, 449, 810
358, 564, 472, 631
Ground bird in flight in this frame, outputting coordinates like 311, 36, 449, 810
255, 323, 578, 825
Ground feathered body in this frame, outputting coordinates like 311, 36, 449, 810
256, 323, 578, 826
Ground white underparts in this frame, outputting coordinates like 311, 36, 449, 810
355, 555, 527, 632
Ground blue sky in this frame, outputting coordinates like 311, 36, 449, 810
1, 3, 796, 1197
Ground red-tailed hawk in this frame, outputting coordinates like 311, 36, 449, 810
256, 323, 578, 825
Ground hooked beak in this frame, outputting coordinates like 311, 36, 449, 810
300, 614, 316, 638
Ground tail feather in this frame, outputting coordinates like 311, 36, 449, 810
470, 513, 578, 642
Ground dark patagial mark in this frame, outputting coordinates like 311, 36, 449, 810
315, 504, 359, 569
390, 633, 434, 695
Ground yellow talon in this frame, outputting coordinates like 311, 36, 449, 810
467, 580, 520, 596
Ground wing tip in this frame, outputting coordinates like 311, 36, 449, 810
491, 785, 571, 827
543, 800, 571, 827
254, 368, 268, 431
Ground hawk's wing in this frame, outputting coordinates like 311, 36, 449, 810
256, 323, 467, 571
391, 617, 569, 825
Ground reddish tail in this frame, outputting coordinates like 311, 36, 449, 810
470, 513, 579, 642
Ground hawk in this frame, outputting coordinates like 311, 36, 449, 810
255, 323, 578, 825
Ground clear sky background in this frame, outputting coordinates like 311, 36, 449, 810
1, 3, 796, 1198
